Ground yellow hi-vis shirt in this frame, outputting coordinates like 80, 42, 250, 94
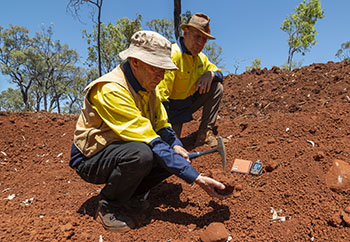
89, 82, 171, 144
157, 42, 222, 102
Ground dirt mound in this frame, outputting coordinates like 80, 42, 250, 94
1, 61, 350, 241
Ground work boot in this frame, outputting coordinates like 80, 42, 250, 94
205, 129, 218, 148
123, 196, 150, 212
95, 204, 136, 232
195, 129, 218, 148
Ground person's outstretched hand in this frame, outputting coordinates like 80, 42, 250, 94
194, 174, 230, 199
196, 71, 214, 94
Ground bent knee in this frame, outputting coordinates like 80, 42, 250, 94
210, 81, 223, 97
215, 81, 223, 93
129, 142, 154, 167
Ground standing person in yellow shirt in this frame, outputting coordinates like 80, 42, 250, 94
158, 13, 224, 147
69, 30, 229, 233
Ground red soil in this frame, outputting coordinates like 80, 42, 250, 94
1, 61, 350, 241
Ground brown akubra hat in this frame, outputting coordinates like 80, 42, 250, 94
180, 13, 215, 40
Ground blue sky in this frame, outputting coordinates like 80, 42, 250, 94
1, 0, 349, 92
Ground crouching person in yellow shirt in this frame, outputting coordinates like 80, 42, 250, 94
69, 30, 229, 232
157, 13, 224, 147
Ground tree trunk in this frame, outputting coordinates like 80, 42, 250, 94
20, 87, 29, 111
97, 0, 103, 77
56, 97, 61, 114
287, 47, 292, 70
174, 0, 181, 40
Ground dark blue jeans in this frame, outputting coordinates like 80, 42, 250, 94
75, 141, 171, 208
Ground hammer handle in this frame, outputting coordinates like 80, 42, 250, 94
188, 148, 217, 160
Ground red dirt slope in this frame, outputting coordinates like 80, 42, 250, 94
1, 61, 350, 241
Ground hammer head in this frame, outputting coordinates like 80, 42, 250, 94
216, 136, 227, 171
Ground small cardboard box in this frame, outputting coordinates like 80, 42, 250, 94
231, 159, 253, 174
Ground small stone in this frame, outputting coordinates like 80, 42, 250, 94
235, 184, 243, 191
325, 159, 350, 193
265, 160, 278, 172
233, 191, 241, 198
267, 138, 276, 144
200, 222, 230, 242
60, 223, 73, 232
342, 211, 350, 226
57, 119, 65, 126
188, 224, 197, 232
344, 206, 350, 214
313, 151, 325, 161
329, 213, 342, 226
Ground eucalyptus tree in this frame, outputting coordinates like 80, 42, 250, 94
31, 24, 80, 113
0, 24, 81, 113
0, 88, 26, 112
281, 0, 324, 70
0, 25, 36, 111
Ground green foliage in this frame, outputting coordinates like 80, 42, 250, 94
336, 41, 350, 61
0, 88, 26, 112
82, 14, 142, 74
0, 24, 85, 113
281, 59, 304, 70
202, 42, 225, 69
281, 0, 324, 70
146, 18, 174, 42
246, 58, 262, 71
63, 66, 95, 113
181, 11, 192, 26
0, 10, 226, 113
0, 25, 36, 110
29, 24, 81, 113
82, 11, 225, 73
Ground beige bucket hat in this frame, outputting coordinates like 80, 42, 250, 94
119, 30, 178, 70
180, 13, 215, 40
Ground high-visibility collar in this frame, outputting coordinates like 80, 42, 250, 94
122, 61, 146, 93
177, 37, 192, 55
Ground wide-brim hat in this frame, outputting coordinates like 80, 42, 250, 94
119, 31, 178, 70
180, 13, 215, 40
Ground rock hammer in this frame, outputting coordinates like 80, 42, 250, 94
188, 136, 227, 171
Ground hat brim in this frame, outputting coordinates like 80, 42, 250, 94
180, 24, 216, 40
119, 48, 178, 70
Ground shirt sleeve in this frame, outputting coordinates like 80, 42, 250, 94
213, 71, 224, 83
149, 137, 199, 183
89, 82, 159, 144
156, 126, 183, 148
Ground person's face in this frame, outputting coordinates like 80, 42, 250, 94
130, 59, 165, 91
183, 27, 208, 56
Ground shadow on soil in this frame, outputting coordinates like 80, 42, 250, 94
76, 182, 230, 229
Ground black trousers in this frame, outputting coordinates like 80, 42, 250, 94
75, 141, 171, 208
170, 81, 223, 137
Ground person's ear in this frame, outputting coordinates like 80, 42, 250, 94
129, 58, 138, 69
183, 28, 189, 37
